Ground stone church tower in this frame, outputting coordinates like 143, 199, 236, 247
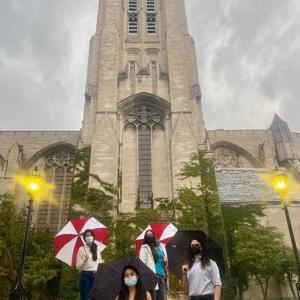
80, 0, 206, 212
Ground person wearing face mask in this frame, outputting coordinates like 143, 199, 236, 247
181, 239, 222, 300
115, 265, 152, 300
139, 230, 168, 300
76, 229, 103, 300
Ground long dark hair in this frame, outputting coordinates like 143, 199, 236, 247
83, 229, 98, 261
118, 265, 147, 300
188, 238, 210, 268
143, 229, 158, 262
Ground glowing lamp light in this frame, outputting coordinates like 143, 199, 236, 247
271, 169, 300, 295
276, 180, 287, 191
28, 182, 39, 191
25, 167, 42, 197
272, 170, 288, 205
272, 174, 288, 193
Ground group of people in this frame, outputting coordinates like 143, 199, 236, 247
76, 229, 222, 300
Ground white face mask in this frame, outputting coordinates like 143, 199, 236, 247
124, 276, 138, 287
85, 236, 94, 245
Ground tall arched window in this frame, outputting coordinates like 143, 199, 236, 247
36, 149, 75, 232
146, 0, 156, 34
128, 0, 138, 34
124, 104, 164, 208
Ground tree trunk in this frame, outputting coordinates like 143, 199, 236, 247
237, 283, 244, 300
254, 274, 268, 300
287, 273, 296, 299
264, 278, 269, 300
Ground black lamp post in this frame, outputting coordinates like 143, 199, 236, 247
9, 168, 42, 300
272, 169, 300, 299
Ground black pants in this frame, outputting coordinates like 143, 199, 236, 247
190, 295, 214, 300
151, 277, 166, 300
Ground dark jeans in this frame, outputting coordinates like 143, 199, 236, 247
152, 277, 166, 300
80, 271, 95, 300
190, 295, 214, 300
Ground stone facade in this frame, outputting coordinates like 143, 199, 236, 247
81, 0, 206, 212
210, 115, 300, 299
208, 114, 300, 171
210, 113, 300, 266
0, 131, 79, 232
0, 1, 300, 298
215, 168, 300, 247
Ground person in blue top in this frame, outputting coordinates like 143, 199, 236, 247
139, 230, 168, 300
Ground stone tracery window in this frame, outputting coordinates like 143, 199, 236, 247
124, 104, 164, 208
213, 147, 255, 168
125, 104, 164, 128
213, 147, 240, 168
36, 149, 75, 232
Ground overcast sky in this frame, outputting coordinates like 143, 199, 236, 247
0, 0, 299, 132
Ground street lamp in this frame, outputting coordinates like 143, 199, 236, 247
9, 167, 42, 300
272, 169, 300, 299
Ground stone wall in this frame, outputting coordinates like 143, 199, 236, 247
0, 131, 79, 166
81, 0, 207, 212
208, 116, 300, 172
291, 132, 300, 155
215, 167, 300, 249
0, 131, 79, 232
208, 129, 276, 168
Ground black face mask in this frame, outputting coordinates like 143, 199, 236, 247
146, 235, 156, 243
190, 246, 202, 255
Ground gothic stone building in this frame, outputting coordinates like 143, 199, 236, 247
0, 0, 299, 298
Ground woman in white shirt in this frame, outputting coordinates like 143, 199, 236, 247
182, 239, 222, 300
139, 230, 167, 300
76, 229, 102, 300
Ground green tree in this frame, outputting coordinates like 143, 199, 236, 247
0, 193, 61, 299
176, 187, 207, 231
234, 225, 286, 300
222, 204, 265, 299
179, 151, 227, 251
57, 265, 80, 300
178, 152, 235, 299
0, 193, 24, 297
280, 248, 299, 299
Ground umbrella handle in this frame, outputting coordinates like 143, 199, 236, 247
83, 245, 88, 254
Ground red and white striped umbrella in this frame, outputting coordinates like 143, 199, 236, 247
54, 216, 108, 267
135, 223, 178, 255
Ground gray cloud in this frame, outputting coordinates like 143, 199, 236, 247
186, 0, 300, 131
0, 0, 299, 132
0, 0, 98, 130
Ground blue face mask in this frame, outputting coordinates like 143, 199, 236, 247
85, 236, 94, 245
124, 276, 138, 287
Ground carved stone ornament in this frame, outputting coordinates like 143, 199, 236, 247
213, 147, 240, 168
124, 104, 164, 127
46, 150, 75, 168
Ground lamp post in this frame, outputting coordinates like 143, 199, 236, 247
9, 168, 42, 300
272, 169, 300, 299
